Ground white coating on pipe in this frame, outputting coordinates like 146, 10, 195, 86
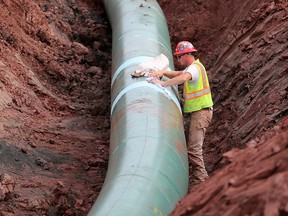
111, 56, 153, 86
111, 80, 181, 115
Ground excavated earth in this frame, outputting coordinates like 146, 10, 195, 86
0, 0, 287, 215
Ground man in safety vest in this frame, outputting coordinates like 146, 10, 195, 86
148, 41, 213, 185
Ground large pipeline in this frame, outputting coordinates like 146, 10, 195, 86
88, 1, 188, 215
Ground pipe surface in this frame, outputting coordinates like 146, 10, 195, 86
88, 1, 188, 215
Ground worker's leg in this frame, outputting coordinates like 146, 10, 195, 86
187, 109, 213, 184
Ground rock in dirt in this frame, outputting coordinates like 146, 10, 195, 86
0, 174, 15, 201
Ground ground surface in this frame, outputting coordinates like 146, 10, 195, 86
0, 0, 287, 215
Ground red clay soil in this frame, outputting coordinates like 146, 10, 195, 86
0, 0, 287, 215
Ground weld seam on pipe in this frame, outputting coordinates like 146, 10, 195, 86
110, 81, 181, 115
111, 34, 173, 85
111, 56, 153, 85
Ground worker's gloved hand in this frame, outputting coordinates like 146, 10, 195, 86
148, 70, 164, 78
147, 76, 163, 86
131, 71, 146, 78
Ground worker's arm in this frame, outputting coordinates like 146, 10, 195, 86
149, 70, 183, 79
148, 72, 192, 87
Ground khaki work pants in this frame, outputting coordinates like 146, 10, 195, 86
187, 108, 213, 184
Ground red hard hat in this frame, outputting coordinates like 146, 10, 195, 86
174, 41, 197, 55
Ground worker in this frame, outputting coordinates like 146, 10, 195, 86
148, 41, 213, 185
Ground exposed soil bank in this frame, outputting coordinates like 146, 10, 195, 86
0, 0, 287, 215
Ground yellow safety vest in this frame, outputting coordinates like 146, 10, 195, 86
183, 59, 213, 113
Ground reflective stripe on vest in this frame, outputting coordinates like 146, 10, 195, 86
184, 87, 211, 100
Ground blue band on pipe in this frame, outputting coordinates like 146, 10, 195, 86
111, 81, 182, 115
111, 56, 154, 85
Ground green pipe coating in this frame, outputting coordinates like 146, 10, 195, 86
88, 1, 188, 215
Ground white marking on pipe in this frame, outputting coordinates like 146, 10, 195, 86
111, 81, 181, 115
111, 56, 153, 86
